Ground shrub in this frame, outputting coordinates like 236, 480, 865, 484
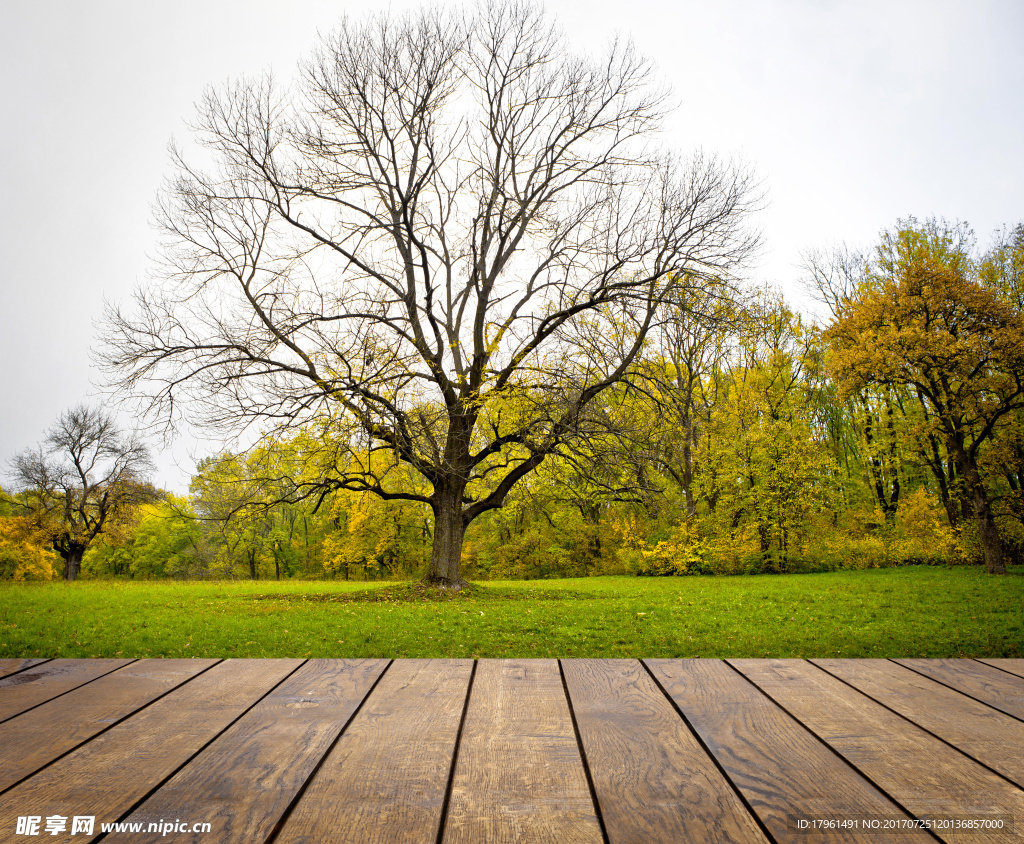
0, 538, 60, 581
615, 517, 710, 576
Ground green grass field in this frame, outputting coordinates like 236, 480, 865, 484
1, 565, 1021, 659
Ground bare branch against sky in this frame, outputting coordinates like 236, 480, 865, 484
1, 0, 1021, 492
95, 2, 762, 585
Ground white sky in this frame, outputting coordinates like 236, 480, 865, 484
1, 0, 1022, 493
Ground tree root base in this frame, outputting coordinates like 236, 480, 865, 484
416, 576, 471, 592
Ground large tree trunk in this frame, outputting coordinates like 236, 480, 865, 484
63, 545, 85, 582
953, 446, 1006, 574
969, 479, 1006, 574
424, 484, 469, 588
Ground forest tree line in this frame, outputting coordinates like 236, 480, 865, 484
4, 218, 1022, 582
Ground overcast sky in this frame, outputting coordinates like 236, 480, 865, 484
1, 0, 1021, 493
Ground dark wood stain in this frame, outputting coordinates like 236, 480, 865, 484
894, 657, 1024, 720
0, 658, 133, 723
273, 658, 473, 844
0, 658, 300, 839
113, 659, 389, 844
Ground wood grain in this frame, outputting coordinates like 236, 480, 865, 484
0, 658, 216, 792
274, 658, 473, 844
647, 659, 931, 843
894, 658, 1024, 720
815, 658, 1024, 788
563, 659, 769, 844
442, 659, 602, 844
732, 659, 1024, 843
2, 658, 1023, 843
977, 659, 1024, 680
112, 659, 389, 844
0, 658, 48, 680
0, 658, 133, 723
0, 658, 300, 841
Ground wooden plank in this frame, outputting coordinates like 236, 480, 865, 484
646, 659, 931, 843
0, 658, 49, 680
732, 659, 1024, 843
0, 659, 300, 840
0, 658, 133, 723
894, 658, 1024, 720
274, 658, 473, 844
815, 659, 1024, 788
111, 659, 389, 844
977, 659, 1024, 680
0, 658, 217, 791
562, 658, 769, 844
442, 659, 602, 844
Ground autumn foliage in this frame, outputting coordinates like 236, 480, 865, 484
7, 220, 1023, 581
826, 240, 1024, 573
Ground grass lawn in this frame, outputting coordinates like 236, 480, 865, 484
0, 565, 1021, 660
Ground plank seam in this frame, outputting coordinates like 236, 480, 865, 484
890, 658, 1024, 726
974, 658, 1024, 681
641, 659, 779, 844
92, 659, 311, 844
434, 658, 479, 844
811, 659, 1024, 793
725, 660, 946, 843
261, 658, 394, 844
0, 659, 53, 682
559, 659, 611, 844
0, 658, 226, 798
0, 659, 139, 727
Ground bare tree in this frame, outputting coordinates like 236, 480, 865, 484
646, 281, 740, 520
9, 406, 156, 581
100, 1, 759, 586
801, 243, 869, 321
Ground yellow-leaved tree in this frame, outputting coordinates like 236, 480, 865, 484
0, 501, 60, 581
826, 249, 1024, 574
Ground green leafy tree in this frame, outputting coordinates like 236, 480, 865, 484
646, 287, 737, 522
83, 496, 209, 579
190, 453, 278, 580
699, 297, 838, 570
979, 224, 1024, 534
130, 498, 208, 579
322, 489, 430, 580
804, 220, 981, 529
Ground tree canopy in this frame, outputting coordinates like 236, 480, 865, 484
99, 1, 759, 586
7, 405, 156, 580
824, 221, 1024, 574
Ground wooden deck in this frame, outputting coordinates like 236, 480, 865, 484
0, 658, 1022, 842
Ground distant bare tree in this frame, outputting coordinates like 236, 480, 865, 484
9, 406, 156, 580
100, 1, 759, 586
801, 244, 869, 320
